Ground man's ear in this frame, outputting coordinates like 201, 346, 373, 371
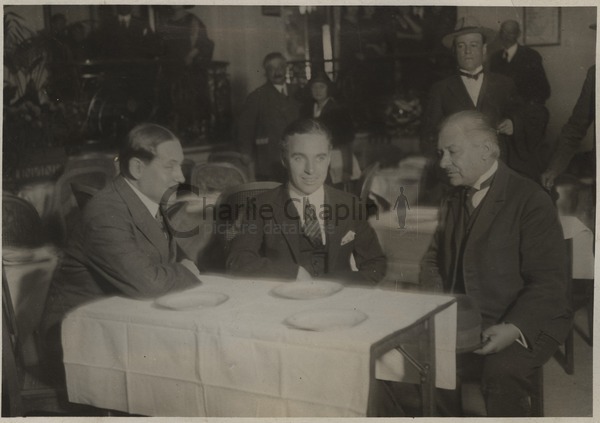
482, 43, 488, 58
481, 142, 492, 160
281, 155, 288, 169
128, 157, 144, 180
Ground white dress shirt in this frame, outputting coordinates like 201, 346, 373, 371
124, 178, 160, 218
468, 160, 498, 209
503, 43, 518, 63
460, 65, 484, 106
273, 83, 287, 96
288, 184, 326, 245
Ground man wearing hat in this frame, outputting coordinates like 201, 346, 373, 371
421, 17, 527, 177
420, 110, 571, 416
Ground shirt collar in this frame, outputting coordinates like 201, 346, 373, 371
288, 184, 325, 208
505, 43, 518, 61
459, 65, 484, 76
471, 160, 498, 190
124, 178, 160, 217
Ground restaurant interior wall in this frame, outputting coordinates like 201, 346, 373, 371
459, 6, 597, 152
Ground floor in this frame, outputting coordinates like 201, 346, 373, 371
544, 308, 593, 417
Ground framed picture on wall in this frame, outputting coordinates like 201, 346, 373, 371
523, 7, 561, 46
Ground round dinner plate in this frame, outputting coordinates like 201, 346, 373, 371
155, 291, 229, 310
284, 309, 368, 332
270, 280, 343, 300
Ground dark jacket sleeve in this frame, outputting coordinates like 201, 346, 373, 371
547, 65, 595, 175
82, 205, 200, 299
503, 189, 571, 343
351, 204, 387, 284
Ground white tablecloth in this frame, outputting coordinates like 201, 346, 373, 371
3, 245, 60, 365
62, 275, 456, 417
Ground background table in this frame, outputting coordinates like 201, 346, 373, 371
62, 275, 456, 417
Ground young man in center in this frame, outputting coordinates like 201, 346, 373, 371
226, 118, 386, 284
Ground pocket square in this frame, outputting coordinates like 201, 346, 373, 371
340, 230, 356, 246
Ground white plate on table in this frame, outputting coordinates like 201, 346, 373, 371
155, 291, 229, 310
284, 309, 368, 332
270, 280, 343, 300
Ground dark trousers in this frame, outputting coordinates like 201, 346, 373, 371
438, 331, 559, 417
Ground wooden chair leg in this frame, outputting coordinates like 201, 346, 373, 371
530, 367, 544, 417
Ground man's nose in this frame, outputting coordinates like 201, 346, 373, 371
304, 160, 315, 174
439, 153, 450, 168
174, 166, 185, 183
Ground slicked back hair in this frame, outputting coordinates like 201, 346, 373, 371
119, 123, 179, 179
280, 118, 333, 158
440, 110, 500, 158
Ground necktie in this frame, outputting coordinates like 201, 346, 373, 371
459, 70, 483, 81
303, 199, 323, 247
464, 175, 494, 216
155, 209, 169, 240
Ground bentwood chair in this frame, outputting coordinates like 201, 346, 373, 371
49, 166, 114, 245
190, 162, 248, 195
208, 151, 254, 181
197, 181, 281, 272
2, 194, 46, 248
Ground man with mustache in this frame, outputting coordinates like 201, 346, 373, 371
236, 52, 301, 181
420, 110, 571, 416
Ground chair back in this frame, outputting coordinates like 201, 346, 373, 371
63, 152, 118, 177
70, 183, 99, 210
208, 151, 254, 180
50, 166, 113, 245
198, 181, 280, 272
3, 266, 24, 415
2, 194, 45, 248
190, 162, 248, 194
359, 161, 380, 203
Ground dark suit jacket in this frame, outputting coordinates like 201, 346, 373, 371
236, 83, 301, 180
547, 65, 595, 175
300, 98, 355, 148
421, 72, 527, 174
42, 176, 200, 334
226, 185, 386, 283
490, 45, 551, 105
420, 161, 571, 344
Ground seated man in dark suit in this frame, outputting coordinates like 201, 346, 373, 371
226, 118, 386, 284
420, 110, 571, 416
41, 123, 202, 381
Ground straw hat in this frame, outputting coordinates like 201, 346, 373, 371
442, 16, 497, 49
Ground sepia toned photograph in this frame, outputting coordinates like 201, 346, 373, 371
2, 2, 595, 419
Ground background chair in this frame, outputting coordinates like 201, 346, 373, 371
190, 162, 248, 195
198, 181, 280, 272
2, 194, 46, 248
49, 166, 114, 245
70, 183, 99, 210
208, 151, 254, 181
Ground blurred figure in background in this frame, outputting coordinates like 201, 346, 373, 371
300, 72, 358, 190
490, 20, 551, 181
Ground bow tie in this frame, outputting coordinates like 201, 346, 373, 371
459, 70, 483, 80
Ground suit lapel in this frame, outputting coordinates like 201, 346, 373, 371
271, 185, 301, 261
324, 187, 349, 267
448, 75, 476, 108
476, 73, 490, 110
467, 162, 508, 243
114, 177, 171, 260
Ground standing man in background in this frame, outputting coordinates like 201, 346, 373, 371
236, 52, 301, 181
490, 20, 551, 181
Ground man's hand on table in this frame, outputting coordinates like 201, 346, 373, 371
180, 259, 201, 279
473, 323, 520, 355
